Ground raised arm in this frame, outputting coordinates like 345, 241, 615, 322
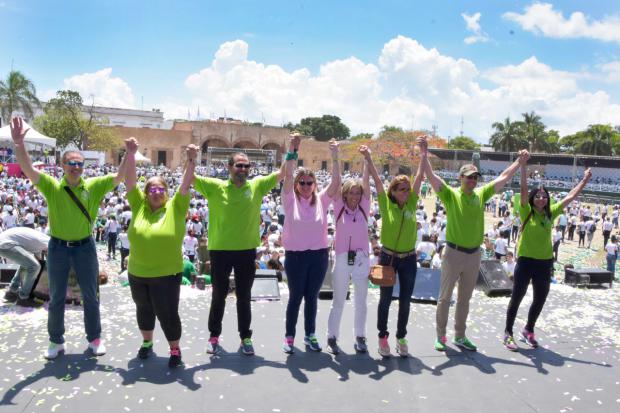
10, 117, 40, 184
360, 145, 384, 195
417, 136, 445, 193
561, 168, 592, 209
411, 142, 425, 195
124, 137, 139, 192
179, 144, 199, 195
361, 155, 370, 200
519, 155, 528, 208
283, 135, 300, 194
493, 150, 529, 193
325, 140, 341, 199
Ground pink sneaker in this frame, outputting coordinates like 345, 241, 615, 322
282, 336, 294, 354
378, 337, 392, 357
206, 336, 220, 354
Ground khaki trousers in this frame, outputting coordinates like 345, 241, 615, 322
436, 245, 481, 338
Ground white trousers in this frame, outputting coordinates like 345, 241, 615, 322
327, 252, 370, 339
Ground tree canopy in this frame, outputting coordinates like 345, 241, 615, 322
286, 115, 350, 141
0, 70, 41, 124
448, 136, 480, 150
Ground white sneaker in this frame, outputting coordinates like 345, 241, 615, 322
44, 342, 65, 360
88, 338, 106, 356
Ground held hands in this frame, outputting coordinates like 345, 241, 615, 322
416, 135, 428, 156
10, 117, 30, 146
186, 144, 199, 162
124, 137, 139, 155
289, 134, 301, 152
517, 149, 530, 165
583, 168, 592, 182
359, 145, 372, 160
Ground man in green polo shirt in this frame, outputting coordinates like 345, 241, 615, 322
418, 135, 528, 352
195, 151, 284, 356
10, 116, 129, 360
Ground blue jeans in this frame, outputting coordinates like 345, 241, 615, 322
606, 254, 617, 274
284, 248, 329, 338
1, 245, 41, 299
47, 237, 101, 344
377, 251, 417, 339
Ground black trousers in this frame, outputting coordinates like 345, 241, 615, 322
505, 257, 553, 335
603, 230, 611, 249
120, 247, 130, 272
129, 273, 182, 341
208, 249, 256, 339
107, 232, 118, 256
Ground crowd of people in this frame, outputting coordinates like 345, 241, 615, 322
2, 116, 618, 369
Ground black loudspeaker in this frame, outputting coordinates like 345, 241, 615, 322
565, 268, 613, 287
477, 260, 513, 297
391, 268, 442, 304
0, 263, 19, 285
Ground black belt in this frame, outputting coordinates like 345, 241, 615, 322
446, 241, 479, 254
381, 247, 416, 259
50, 236, 92, 247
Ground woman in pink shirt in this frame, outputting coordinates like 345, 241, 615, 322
326, 146, 371, 355
281, 135, 340, 353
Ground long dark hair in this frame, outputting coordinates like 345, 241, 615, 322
528, 186, 552, 220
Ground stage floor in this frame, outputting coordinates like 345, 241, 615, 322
1, 279, 619, 413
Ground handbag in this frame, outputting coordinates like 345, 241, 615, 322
369, 209, 406, 287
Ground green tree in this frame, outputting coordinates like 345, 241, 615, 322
521, 111, 550, 152
0, 70, 41, 124
34, 90, 122, 150
560, 124, 617, 156
351, 132, 373, 140
298, 115, 350, 141
448, 136, 480, 150
546, 130, 561, 153
490, 117, 527, 152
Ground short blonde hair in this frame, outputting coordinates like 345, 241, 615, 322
341, 178, 364, 203
293, 168, 317, 206
144, 176, 169, 201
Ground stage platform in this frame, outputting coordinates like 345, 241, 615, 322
1, 280, 619, 413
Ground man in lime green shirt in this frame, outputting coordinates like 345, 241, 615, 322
10, 116, 129, 360
194, 152, 284, 356
419, 135, 528, 352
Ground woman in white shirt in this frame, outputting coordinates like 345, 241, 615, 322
605, 235, 618, 274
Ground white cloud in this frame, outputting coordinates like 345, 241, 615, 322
503, 2, 620, 43
462, 12, 490, 44
154, 36, 620, 141
599, 61, 620, 83
62, 68, 135, 108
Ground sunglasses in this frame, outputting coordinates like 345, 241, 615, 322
148, 187, 166, 194
298, 180, 315, 186
464, 175, 479, 180
394, 186, 410, 192
534, 194, 548, 200
234, 163, 251, 169
65, 160, 84, 167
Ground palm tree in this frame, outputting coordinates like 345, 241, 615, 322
576, 124, 614, 156
522, 111, 549, 152
490, 117, 526, 152
0, 70, 41, 125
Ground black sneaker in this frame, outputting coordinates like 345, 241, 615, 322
15, 297, 43, 308
327, 337, 340, 355
168, 348, 183, 368
138, 343, 153, 359
354, 337, 368, 353
4, 290, 18, 303
240, 338, 255, 356
304, 334, 322, 352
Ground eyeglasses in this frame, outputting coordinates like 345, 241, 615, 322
148, 187, 166, 194
65, 160, 84, 167
463, 175, 479, 180
234, 163, 251, 169
534, 194, 548, 200
298, 180, 315, 186
394, 186, 410, 192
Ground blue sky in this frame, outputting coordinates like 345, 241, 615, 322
2, 0, 620, 140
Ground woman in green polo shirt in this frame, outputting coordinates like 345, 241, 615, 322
503, 165, 592, 351
363, 144, 423, 358
124, 138, 198, 368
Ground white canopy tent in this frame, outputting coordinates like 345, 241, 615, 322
135, 151, 151, 163
0, 121, 56, 148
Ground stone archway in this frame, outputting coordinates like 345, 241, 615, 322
232, 140, 258, 149
262, 142, 284, 165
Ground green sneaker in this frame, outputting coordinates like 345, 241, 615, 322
453, 336, 477, 351
434, 336, 447, 352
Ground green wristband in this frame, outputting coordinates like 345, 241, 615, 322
285, 152, 298, 161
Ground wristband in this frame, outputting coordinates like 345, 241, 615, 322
285, 152, 298, 161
